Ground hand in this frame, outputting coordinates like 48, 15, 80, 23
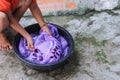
41, 25, 52, 35
26, 36, 35, 51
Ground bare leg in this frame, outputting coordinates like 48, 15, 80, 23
0, 0, 32, 51
0, 12, 12, 51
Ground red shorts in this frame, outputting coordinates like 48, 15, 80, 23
0, 0, 36, 13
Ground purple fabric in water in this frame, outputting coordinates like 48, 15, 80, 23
19, 24, 69, 64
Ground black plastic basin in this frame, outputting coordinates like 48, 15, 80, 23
14, 23, 74, 71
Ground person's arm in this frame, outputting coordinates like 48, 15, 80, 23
6, 11, 34, 51
29, 2, 52, 35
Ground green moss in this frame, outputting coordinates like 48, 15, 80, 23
62, 24, 69, 28
95, 49, 109, 64
114, 6, 120, 10
109, 61, 117, 65
82, 70, 94, 78
116, 72, 120, 75
76, 36, 108, 47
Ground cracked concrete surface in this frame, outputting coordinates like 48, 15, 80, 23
1, 0, 120, 80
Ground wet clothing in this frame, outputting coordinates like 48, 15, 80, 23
0, 0, 36, 12
19, 24, 69, 64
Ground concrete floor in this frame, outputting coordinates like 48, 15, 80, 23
1, 9, 120, 80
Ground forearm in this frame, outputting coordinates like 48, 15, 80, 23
30, 3, 52, 35
10, 18, 30, 38
30, 2, 46, 27
7, 12, 31, 39
9, 16, 34, 50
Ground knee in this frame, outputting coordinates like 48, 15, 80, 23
0, 12, 9, 31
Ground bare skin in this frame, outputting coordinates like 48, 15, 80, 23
0, 33, 12, 51
0, 0, 51, 51
0, 12, 12, 51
